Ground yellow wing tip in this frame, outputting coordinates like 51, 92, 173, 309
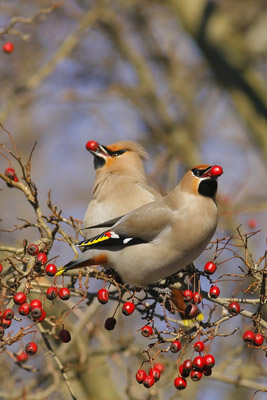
55, 267, 65, 277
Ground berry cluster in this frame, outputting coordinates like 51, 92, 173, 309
243, 330, 264, 347
136, 363, 164, 388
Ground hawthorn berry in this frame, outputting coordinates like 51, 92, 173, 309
46, 287, 58, 300
143, 375, 155, 388
183, 359, 193, 374
204, 261, 217, 275
3, 309, 14, 320
141, 325, 153, 337
45, 263, 57, 276
30, 299, 42, 309
104, 317, 116, 330
122, 302, 135, 316
254, 333, 264, 346
86, 140, 99, 152
203, 366, 212, 376
185, 304, 200, 318
1, 318, 11, 329
0, 264, 2, 273
154, 363, 165, 373
170, 340, 182, 353
209, 285, 220, 299
5, 167, 16, 178
193, 292, 202, 304
14, 292, 27, 305
209, 165, 223, 177
194, 341, 205, 352
183, 289, 193, 302
243, 330, 255, 344
38, 310, 46, 322
59, 287, 70, 300
228, 301, 240, 315
27, 243, 39, 256
247, 219, 257, 229
149, 367, 161, 382
25, 342, 38, 355
193, 356, 204, 371
17, 351, 28, 363
174, 376, 187, 390
59, 329, 71, 343
31, 306, 43, 320
190, 370, 202, 381
19, 303, 31, 315
203, 354, 215, 368
136, 369, 147, 384
179, 364, 190, 378
97, 288, 109, 304
36, 253, 47, 265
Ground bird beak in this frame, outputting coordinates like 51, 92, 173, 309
89, 144, 112, 160
202, 165, 223, 178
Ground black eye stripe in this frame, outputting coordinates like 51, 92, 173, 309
191, 167, 211, 177
111, 149, 128, 157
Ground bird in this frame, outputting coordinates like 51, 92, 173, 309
82, 140, 203, 324
57, 164, 223, 290
83, 140, 160, 239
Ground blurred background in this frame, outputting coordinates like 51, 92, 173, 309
0, 1, 266, 399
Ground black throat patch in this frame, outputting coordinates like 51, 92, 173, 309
198, 179, 217, 198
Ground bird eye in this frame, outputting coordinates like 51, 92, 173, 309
191, 168, 202, 177
112, 149, 127, 157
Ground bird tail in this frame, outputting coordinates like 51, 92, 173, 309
171, 288, 204, 326
56, 259, 81, 276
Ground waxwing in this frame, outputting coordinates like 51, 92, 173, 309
58, 164, 223, 293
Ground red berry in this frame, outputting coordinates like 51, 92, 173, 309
193, 292, 202, 304
183, 359, 193, 373
190, 370, 202, 381
36, 253, 47, 265
254, 333, 264, 346
228, 301, 240, 315
16, 351, 28, 363
19, 303, 31, 315
104, 317, 116, 330
97, 288, 109, 304
143, 375, 155, 388
25, 342, 38, 355
0, 264, 2, 273
193, 356, 204, 371
59, 329, 71, 342
31, 306, 43, 320
149, 367, 161, 382
179, 364, 190, 378
5, 167, 16, 177
14, 292, 27, 305
27, 244, 39, 256
141, 325, 153, 337
86, 140, 99, 152
174, 376, 187, 390
1, 318, 11, 329
38, 310, 46, 322
194, 341, 205, 352
247, 219, 257, 229
154, 363, 165, 373
203, 354, 215, 368
3, 309, 14, 320
136, 369, 147, 384
204, 261, 217, 275
183, 289, 193, 302
59, 287, 70, 300
30, 299, 43, 309
45, 263, 57, 276
209, 285, 220, 299
0, 326, 5, 339
170, 340, 182, 353
243, 330, 255, 344
122, 302, 135, 316
185, 303, 200, 318
203, 366, 212, 376
209, 165, 223, 177
46, 287, 58, 300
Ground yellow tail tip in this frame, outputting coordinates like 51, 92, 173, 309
55, 267, 65, 277
181, 313, 204, 327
